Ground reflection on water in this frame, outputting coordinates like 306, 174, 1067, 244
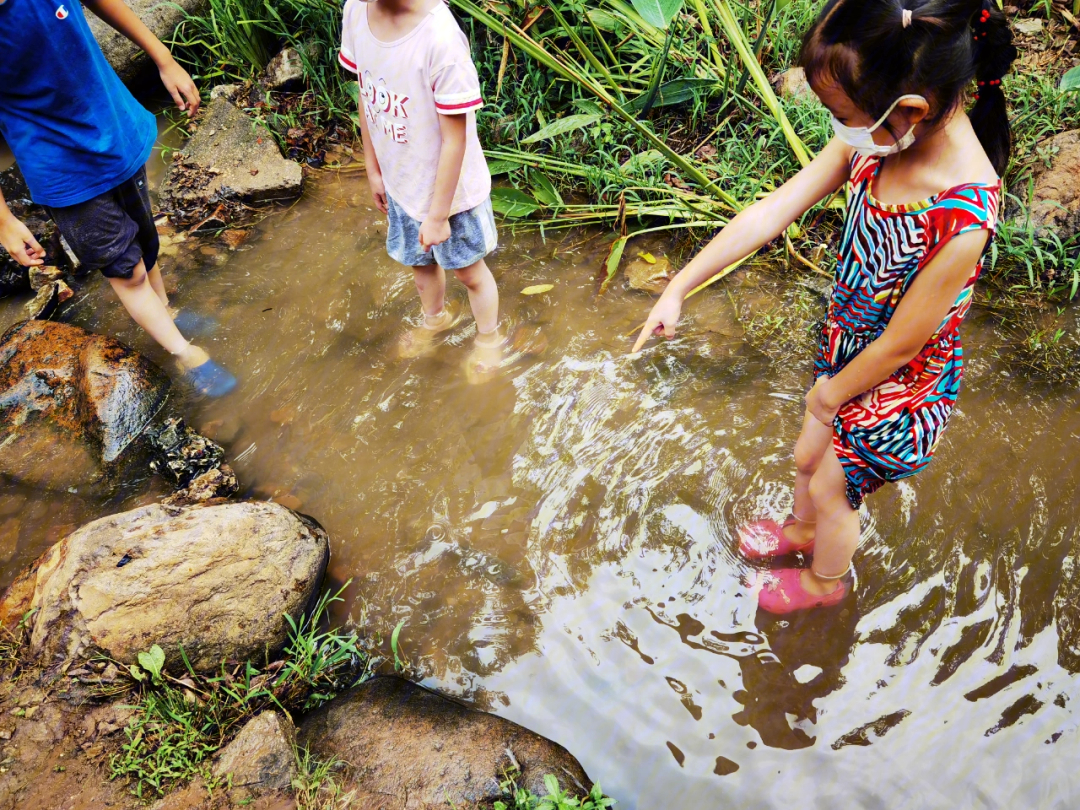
1, 165, 1079, 807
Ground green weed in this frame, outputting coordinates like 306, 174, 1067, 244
107, 582, 376, 799
494, 767, 616, 810
292, 746, 355, 810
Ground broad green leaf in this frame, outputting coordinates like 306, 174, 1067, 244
543, 774, 560, 797
638, 252, 656, 264
522, 114, 602, 144
531, 172, 563, 207
137, 645, 166, 682
621, 149, 665, 172
1061, 66, 1080, 93
128, 663, 145, 682
346, 83, 359, 104
586, 8, 621, 31
391, 619, 407, 671
628, 0, 684, 29
490, 188, 540, 218
626, 78, 719, 113
521, 284, 554, 295
486, 159, 518, 177
599, 236, 629, 295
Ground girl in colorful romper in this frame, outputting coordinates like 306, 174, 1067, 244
339, 0, 505, 379
634, 0, 1016, 613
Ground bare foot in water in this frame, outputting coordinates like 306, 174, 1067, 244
464, 329, 508, 384
398, 306, 458, 360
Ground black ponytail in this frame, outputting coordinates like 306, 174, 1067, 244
799, 0, 1018, 175
969, 0, 1018, 174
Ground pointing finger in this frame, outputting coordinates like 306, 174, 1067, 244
631, 320, 656, 354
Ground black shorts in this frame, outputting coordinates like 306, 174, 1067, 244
47, 167, 159, 280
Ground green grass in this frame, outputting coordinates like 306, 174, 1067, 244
292, 746, 356, 810
107, 582, 378, 800
493, 767, 616, 810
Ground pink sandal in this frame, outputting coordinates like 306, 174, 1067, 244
757, 567, 848, 614
737, 514, 815, 559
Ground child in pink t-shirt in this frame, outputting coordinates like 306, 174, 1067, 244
340, 0, 503, 376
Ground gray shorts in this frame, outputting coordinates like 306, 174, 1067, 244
386, 194, 497, 271
47, 167, 159, 280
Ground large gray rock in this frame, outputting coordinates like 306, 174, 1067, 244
159, 97, 303, 211
87, 0, 208, 84
297, 676, 591, 809
1026, 129, 1080, 241
0, 501, 329, 671
0, 321, 170, 492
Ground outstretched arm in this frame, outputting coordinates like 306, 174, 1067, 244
82, 0, 200, 117
0, 188, 46, 267
632, 136, 852, 352
805, 228, 990, 425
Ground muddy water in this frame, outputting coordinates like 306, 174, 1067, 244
2, 148, 1080, 807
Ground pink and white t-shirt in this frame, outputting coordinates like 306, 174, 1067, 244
339, 0, 491, 221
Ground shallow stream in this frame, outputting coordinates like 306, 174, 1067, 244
1, 142, 1079, 808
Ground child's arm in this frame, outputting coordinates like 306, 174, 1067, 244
632, 137, 852, 353
806, 228, 990, 426
81, 0, 200, 117
356, 103, 388, 214
419, 113, 468, 251
0, 188, 46, 268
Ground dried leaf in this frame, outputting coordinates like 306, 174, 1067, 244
521, 284, 555, 295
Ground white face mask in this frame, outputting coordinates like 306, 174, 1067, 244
830, 94, 926, 157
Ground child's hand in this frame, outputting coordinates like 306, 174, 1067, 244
0, 214, 46, 267
419, 217, 451, 252
159, 58, 200, 118
367, 171, 388, 214
632, 289, 683, 352
806, 376, 842, 426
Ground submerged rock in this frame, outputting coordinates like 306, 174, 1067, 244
159, 97, 304, 213
1026, 129, 1080, 241
297, 676, 591, 809
626, 254, 673, 294
0, 321, 170, 492
88, 0, 208, 84
0, 500, 329, 671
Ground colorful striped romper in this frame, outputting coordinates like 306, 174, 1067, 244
815, 154, 1000, 510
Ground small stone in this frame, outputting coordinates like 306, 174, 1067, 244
773, 67, 815, 102
0, 730, 11, 741
213, 711, 297, 798
263, 47, 306, 92
100, 663, 120, 683
209, 83, 241, 101
221, 229, 250, 250
28, 265, 65, 292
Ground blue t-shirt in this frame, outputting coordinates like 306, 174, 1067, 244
0, 0, 157, 207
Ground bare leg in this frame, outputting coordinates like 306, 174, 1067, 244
802, 442, 859, 596
453, 259, 499, 335
108, 259, 207, 370
784, 408, 834, 545
147, 262, 169, 308
412, 264, 447, 319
